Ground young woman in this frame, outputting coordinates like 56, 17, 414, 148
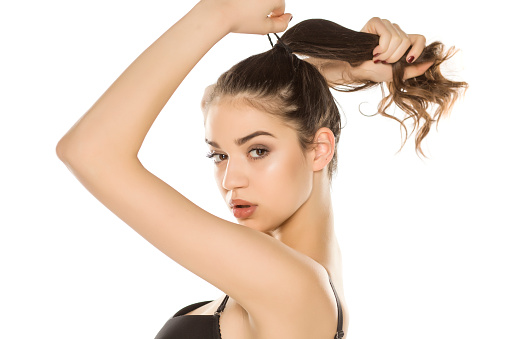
56, 1, 466, 338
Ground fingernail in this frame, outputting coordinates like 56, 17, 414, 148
374, 53, 381, 57
374, 60, 381, 64
407, 56, 415, 63
381, 61, 388, 64
290, 15, 293, 22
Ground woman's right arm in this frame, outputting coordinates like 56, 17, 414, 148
56, 1, 334, 337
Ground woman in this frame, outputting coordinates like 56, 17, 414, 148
56, 1, 466, 338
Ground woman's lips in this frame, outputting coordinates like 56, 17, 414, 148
230, 199, 257, 219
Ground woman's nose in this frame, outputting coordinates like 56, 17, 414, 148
222, 159, 248, 191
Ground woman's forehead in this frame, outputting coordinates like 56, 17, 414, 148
204, 99, 296, 145
206, 98, 281, 127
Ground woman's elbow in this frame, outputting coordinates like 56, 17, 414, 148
56, 134, 73, 163
55, 133, 90, 167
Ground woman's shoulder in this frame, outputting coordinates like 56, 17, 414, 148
169, 265, 342, 339
172, 300, 215, 317
242, 263, 340, 338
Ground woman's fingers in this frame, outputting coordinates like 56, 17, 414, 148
265, 12, 293, 33
361, 17, 426, 64
269, 5, 285, 17
361, 17, 391, 56
362, 17, 405, 59
374, 21, 411, 63
381, 23, 411, 63
376, 20, 406, 62
219, 0, 291, 34
403, 61, 433, 80
352, 58, 433, 83
406, 34, 426, 63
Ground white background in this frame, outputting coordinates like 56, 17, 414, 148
1, 1, 507, 339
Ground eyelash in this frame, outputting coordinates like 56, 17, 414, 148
248, 148, 269, 160
205, 147, 270, 163
205, 151, 227, 164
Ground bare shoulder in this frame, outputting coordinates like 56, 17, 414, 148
244, 264, 339, 339
183, 263, 339, 339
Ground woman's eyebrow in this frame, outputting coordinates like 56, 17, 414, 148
205, 139, 220, 148
205, 131, 276, 148
235, 131, 276, 146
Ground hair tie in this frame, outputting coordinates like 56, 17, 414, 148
267, 33, 293, 55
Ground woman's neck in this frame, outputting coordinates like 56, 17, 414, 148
270, 171, 339, 272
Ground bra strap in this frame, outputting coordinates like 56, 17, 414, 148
214, 281, 343, 338
329, 276, 345, 339
214, 295, 230, 316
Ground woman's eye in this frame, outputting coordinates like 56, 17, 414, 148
206, 152, 228, 163
213, 154, 228, 163
249, 148, 268, 159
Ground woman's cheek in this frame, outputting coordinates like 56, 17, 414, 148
264, 151, 310, 213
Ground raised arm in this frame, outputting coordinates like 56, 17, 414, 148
58, 1, 289, 158
56, 0, 334, 335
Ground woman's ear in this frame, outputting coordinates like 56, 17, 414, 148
312, 127, 335, 172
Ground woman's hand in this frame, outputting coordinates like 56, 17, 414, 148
353, 17, 432, 82
204, 0, 292, 34
361, 17, 425, 64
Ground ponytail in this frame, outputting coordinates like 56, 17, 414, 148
205, 19, 466, 180
281, 19, 468, 156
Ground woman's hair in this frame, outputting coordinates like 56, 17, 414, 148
203, 19, 467, 178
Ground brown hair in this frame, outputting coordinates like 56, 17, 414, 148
203, 19, 467, 178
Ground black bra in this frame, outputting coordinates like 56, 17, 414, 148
154, 276, 344, 339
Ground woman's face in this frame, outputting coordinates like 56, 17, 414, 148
204, 97, 314, 234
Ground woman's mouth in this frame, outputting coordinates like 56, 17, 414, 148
230, 199, 257, 219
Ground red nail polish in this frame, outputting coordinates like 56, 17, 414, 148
381, 61, 388, 64
374, 53, 381, 57
407, 56, 415, 63
374, 60, 381, 64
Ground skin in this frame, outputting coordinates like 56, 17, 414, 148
198, 95, 348, 338
56, 1, 429, 338
205, 97, 315, 234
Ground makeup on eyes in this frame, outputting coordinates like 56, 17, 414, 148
205, 151, 227, 163
206, 144, 271, 163
248, 146, 270, 160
